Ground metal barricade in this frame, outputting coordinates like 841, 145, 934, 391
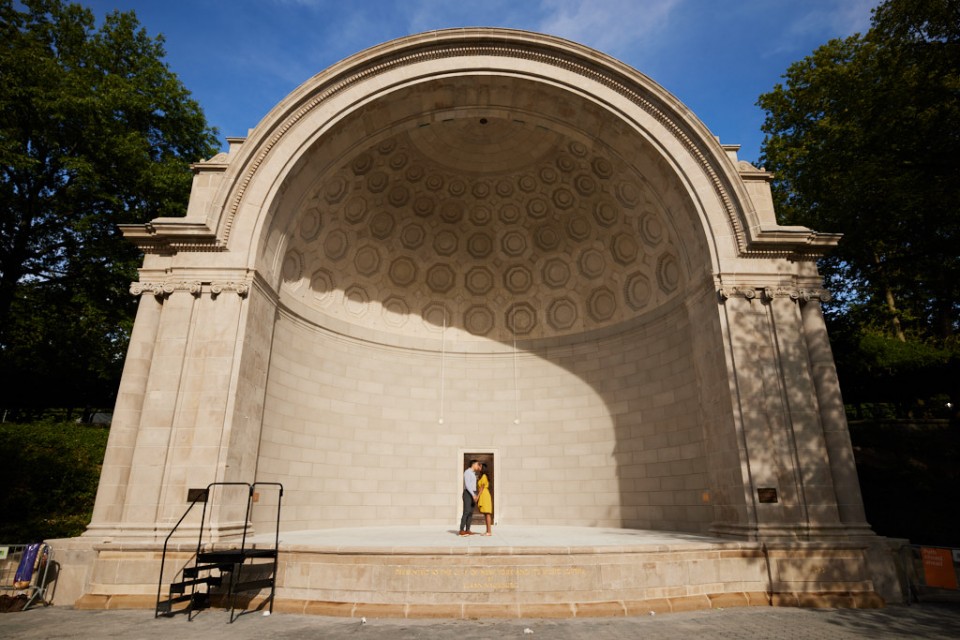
0, 543, 52, 610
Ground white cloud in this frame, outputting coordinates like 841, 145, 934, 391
768, 0, 880, 55
270, 0, 327, 7
401, 0, 540, 35
829, 0, 879, 34
536, 0, 682, 55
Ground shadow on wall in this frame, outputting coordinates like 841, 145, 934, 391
259, 178, 740, 532
260, 290, 718, 533
260, 115, 732, 530
719, 290, 859, 536
253, 101, 837, 535
258, 158, 851, 539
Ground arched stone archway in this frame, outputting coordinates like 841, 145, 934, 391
62, 30, 897, 610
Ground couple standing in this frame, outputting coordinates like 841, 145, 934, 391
458, 459, 492, 536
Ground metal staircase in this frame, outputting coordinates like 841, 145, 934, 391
155, 481, 283, 621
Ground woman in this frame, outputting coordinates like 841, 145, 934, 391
477, 463, 493, 536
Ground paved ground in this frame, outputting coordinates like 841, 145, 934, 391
3, 603, 960, 639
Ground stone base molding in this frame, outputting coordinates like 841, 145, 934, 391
75, 591, 884, 619
58, 536, 895, 618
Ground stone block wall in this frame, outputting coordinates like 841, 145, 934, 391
256, 299, 711, 532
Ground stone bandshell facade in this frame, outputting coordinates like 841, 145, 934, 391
85, 29, 872, 549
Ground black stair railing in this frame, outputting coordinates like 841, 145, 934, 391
156, 481, 251, 618
155, 481, 284, 621
228, 482, 284, 622
186, 482, 253, 621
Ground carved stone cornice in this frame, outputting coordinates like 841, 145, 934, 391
119, 220, 226, 255
129, 280, 249, 298
718, 286, 832, 303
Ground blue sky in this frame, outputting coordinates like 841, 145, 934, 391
82, 0, 880, 163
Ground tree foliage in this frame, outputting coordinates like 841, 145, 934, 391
0, 0, 219, 417
757, 0, 960, 415
0, 421, 109, 540
852, 420, 960, 546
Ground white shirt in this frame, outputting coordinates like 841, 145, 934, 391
463, 467, 477, 498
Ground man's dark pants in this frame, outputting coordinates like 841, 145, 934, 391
459, 489, 474, 532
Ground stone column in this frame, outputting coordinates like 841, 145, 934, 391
767, 292, 843, 530
84, 279, 266, 540
218, 280, 279, 534
714, 283, 873, 541
119, 286, 199, 535
86, 291, 163, 533
152, 285, 247, 532
800, 297, 870, 531
720, 290, 805, 538
685, 283, 748, 532
716, 284, 869, 540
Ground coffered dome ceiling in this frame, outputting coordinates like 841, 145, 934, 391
277, 115, 685, 345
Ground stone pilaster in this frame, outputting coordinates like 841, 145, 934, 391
718, 291, 803, 538
86, 278, 258, 540
800, 298, 870, 532
713, 284, 870, 540
684, 281, 747, 532
119, 286, 196, 536
767, 293, 843, 530
86, 293, 163, 534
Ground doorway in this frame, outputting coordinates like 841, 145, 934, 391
463, 452, 494, 526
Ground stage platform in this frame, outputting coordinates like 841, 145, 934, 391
249, 524, 725, 552
68, 526, 888, 618
240, 525, 884, 618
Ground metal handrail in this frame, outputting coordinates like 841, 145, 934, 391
155, 491, 204, 617
157, 480, 284, 621
229, 482, 284, 622
187, 482, 252, 620
155, 482, 251, 618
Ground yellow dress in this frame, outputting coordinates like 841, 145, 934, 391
477, 474, 492, 514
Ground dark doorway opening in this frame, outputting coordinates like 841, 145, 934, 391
463, 452, 494, 526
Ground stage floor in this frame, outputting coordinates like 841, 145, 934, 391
248, 525, 732, 552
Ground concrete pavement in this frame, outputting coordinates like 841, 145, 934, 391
2, 602, 960, 639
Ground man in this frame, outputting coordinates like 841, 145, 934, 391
459, 459, 481, 536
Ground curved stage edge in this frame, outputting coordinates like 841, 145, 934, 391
66, 526, 888, 619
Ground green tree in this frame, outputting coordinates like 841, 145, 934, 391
0, 0, 219, 417
757, 0, 959, 416
0, 421, 109, 540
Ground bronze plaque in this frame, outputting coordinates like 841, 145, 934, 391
757, 487, 778, 503
187, 487, 209, 503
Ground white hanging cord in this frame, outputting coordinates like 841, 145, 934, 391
439, 310, 446, 425
512, 323, 520, 425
